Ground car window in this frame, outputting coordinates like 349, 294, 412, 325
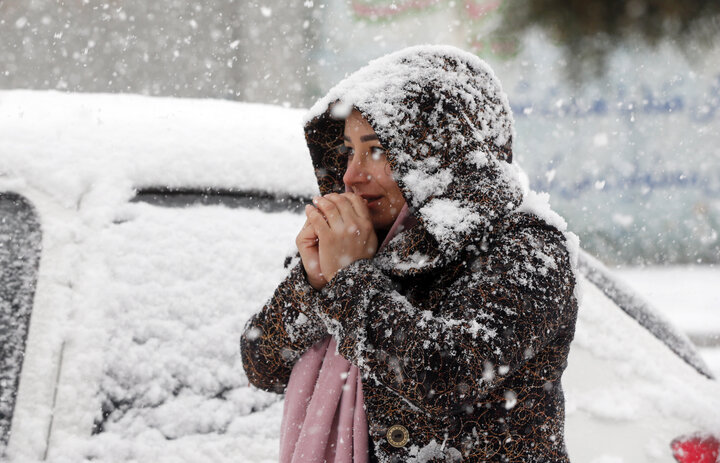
0, 193, 42, 451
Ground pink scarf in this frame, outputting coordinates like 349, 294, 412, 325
280, 203, 415, 463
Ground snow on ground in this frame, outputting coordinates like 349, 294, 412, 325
615, 266, 720, 377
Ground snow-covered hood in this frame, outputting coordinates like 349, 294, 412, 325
303, 45, 525, 261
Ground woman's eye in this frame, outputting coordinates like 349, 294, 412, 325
370, 147, 386, 161
337, 145, 353, 156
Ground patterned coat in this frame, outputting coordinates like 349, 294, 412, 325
241, 46, 579, 463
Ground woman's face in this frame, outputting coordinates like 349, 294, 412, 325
342, 109, 406, 231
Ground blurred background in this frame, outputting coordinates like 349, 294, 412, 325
1, 0, 718, 348
2, 0, 719, 266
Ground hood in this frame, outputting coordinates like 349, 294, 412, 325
304, 45, 524, 265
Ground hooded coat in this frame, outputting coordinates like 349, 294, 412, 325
241, 46, 579, 463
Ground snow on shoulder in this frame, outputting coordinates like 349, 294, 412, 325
517, 185, 581, 300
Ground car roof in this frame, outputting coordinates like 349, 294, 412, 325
0, 90, 320, 206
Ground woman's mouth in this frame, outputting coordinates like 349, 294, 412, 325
361, 195, 383, 208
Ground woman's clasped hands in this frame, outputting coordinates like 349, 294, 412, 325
296, 192, 378, 290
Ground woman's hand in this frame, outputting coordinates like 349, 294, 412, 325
296, 218, 328, 290
305, 193, 378, 283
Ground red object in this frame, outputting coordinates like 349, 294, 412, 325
671, 435, 720, 463
350, 0, 442, 18
464, 0, 501, 20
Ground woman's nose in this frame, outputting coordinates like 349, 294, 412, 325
343, 156, 367, 186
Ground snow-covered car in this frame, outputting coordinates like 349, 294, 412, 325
1, 90, 719, 463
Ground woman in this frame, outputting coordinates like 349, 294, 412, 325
241, 45, 579, 463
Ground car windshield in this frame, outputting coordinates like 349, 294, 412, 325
86, 199, 305, 458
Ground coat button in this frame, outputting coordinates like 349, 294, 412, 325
387, 424, 409, 448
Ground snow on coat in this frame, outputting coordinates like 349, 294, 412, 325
241, 45, 579, 463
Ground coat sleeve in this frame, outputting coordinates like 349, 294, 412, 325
316, 222, 577, 415
240, 257, 328, 393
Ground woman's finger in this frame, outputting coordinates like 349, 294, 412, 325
298, 208, 318, 239
342, 192, 372, 221
324, 193, 359, 224
306, 204, 331, 239
313, 196, 344, 230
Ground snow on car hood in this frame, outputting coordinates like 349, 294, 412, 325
0, 90, 319, 207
